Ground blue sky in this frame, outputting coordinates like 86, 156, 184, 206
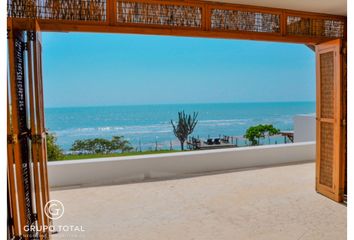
42, 33, 315, 108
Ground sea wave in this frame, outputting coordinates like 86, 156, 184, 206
54, 123, 172, 137
53, 116, 294, 137
199, 119, 247, 123
198, 119, 248, 126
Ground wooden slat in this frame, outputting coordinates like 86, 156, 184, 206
7, 28, 28, 238
7, 179, 14, 239
201, 3, 208, 31
280, 11, 287, 36
108, 0, 116, 25
32, 24, 52, 235
7, 94, 21, 237
341, 40, 347, 197
27, 30, 46, 240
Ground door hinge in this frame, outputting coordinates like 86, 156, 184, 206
7, 134, 18, 144
28, 31, 35, 41
341, 46, 347, 55
342, 119, 347, 126
31, 134, 43, 143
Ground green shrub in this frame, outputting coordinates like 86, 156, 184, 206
70, 136, 133, 154
244, 124, 280, 146
46, 132, 64, 161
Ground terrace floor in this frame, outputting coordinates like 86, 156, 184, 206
51, 162, 346, 240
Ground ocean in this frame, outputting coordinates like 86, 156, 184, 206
45, 102, 315, 152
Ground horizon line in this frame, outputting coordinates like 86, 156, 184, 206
45, 100, 316, 109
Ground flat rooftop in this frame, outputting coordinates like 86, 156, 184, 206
51, 162, 346, 240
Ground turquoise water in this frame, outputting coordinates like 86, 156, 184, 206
45, 102, 315, 151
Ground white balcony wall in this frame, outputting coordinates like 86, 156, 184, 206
48, 142, 315, 188
294, 114, 316, 143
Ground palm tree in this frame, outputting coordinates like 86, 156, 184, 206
171, 111, 198, 150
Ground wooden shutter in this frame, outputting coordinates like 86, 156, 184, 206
7, 20, 51, 239
315, 39, 345, 202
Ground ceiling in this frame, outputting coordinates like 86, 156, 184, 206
206, 0, 347, 16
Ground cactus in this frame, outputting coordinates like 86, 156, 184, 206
171, 111, 198, 150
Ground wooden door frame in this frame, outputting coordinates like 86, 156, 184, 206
6, 3, 348, 237
8, 22, 347, 202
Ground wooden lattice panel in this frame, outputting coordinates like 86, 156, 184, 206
7, 0, 346, 43
287, 16, 344, 38
320, 51, 334, 118
7, 0, 107, 21
117, 1, 202, 28
319, 122, 334, 187
211, 9, 280, 33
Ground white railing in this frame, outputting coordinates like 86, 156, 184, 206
48, 142, 315, 188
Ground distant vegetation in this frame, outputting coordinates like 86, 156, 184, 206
46, 132, 64, 161
70, 136, 133, 154
46, 121, 282, 162
171, 111, 198, 151
59, 150, 180, 161
244, 124, 280, 146
46, 132, 180, 161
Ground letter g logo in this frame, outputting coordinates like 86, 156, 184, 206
44, 200, 64, 220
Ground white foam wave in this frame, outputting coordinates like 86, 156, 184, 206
53, 116, 293, 138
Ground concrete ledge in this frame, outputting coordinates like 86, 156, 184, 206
48, 142, 315, 188
294, 114, 316, 142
